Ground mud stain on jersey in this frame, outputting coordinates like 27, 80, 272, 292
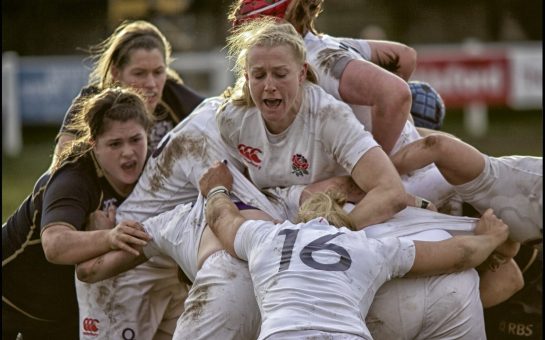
316, 48, 351, 79
96, 285, 110, 307
186, 283, 209, 321
149, 134, 208, 193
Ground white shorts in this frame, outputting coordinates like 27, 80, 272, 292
456, 155, 543, 243
174, 250, 260, 340
76, 257, 187, 340
366, 269, 485, 340
268, 330, 366, 339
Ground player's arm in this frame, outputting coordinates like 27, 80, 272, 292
367, 40, 417, 81
406, 209, 509, 277
41, 221, 151, 265
76, 249, 148, 283
349, 147, 407, 229
390, 134, 485, 185
199, 161, 246, 257
479, 258, 524, 308
299, 175, 366, 205
299, 175, 436, 212
339, 59, 411, 154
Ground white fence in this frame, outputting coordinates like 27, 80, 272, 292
2, 50, 233, 156
2, 42, 542, 156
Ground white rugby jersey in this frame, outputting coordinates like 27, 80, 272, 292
456, 155, 543, 243
217, 82, 379, 189
116, 97, 236, 223
140, 164, 299, 282
304, 32, 455, 207
234, 217, 415, 339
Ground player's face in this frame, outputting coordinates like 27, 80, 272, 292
93, 119, 148, 195
246, 44, 307, 134
112, 48, 167, 113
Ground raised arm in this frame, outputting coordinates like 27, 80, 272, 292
407, 209, 509, 277
199, 161, 247, 257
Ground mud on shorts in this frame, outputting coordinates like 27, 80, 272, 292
76, 256, 188, 340
174, 250, 260, 340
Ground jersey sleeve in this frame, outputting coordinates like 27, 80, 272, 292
316, 89, 380, 174
372, 236, 416, 278
40, 165, 97, 233
234, 220, 277, 261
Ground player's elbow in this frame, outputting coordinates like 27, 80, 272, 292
75, 264, 98, 283
380, 80, 411, 122
397, 46, 417, 80
41, 230, 65, 264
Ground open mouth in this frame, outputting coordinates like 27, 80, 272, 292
121, 160, 137, 171
264, 99, 282, 108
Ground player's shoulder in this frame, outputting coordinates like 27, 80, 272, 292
304, 83, 352, 117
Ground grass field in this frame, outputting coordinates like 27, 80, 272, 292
2, 107, 542, 223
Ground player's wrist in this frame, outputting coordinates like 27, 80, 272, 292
414, 196, 431, 209
206, 185, 230, 200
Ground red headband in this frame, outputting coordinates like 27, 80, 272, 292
233, 0, 292, 27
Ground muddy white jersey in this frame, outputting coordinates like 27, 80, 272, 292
116, 96, 240, 223
217, 82, 379, 189
234, 217, 415, 339
304, 32, 455, 207
140, 163, 296, 282
304, 32, 371, 99
456, 155, 543, 243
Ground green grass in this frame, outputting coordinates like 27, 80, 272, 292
2, 127, 57, 223
2, 108, 542, 224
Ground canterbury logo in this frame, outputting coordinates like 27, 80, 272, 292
238, 144, 263, 167
82, 317, 99, 336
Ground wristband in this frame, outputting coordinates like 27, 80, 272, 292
414, 196, 430, 209
207, 186, 230, 200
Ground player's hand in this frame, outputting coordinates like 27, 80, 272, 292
474, 209, 509, 242
199, 160, 233, 197
86, 205, 116, 231
107, 220, 151, 256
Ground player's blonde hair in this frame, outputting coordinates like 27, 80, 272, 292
296, 190, 355, 231
87, 20, 182, 89
284, 0, 324, 35
226, 17, 317, 106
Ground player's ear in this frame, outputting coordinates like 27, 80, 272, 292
111, 65, 120, 82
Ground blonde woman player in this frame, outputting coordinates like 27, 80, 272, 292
198, 161, 510, 340
218, 17, 523, 339
228, 0, 459, 213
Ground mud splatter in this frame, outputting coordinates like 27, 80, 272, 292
316, 48, 352, 79
149, 134, 208, 193
186, 283, 210, 321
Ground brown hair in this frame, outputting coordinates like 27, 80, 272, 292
226, 17, 317, 107
296, 190, 355, 230
53, 87, 152, 171
86, 20, 181, 89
